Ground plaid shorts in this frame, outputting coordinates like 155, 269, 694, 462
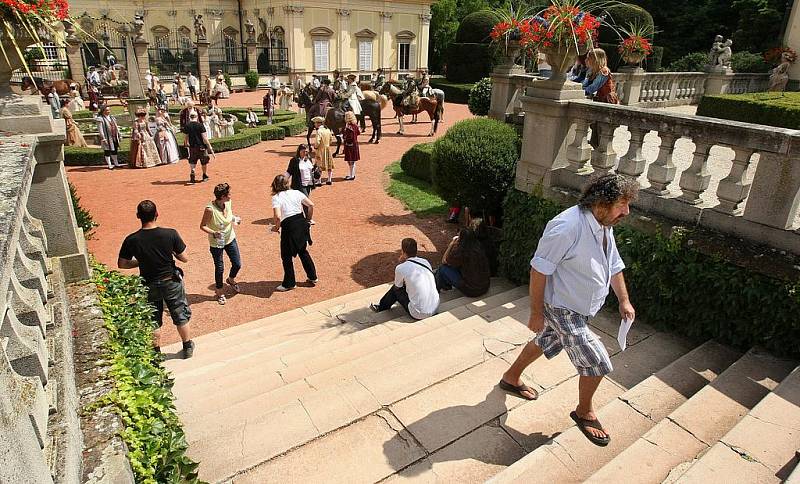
533, 304, 612, 377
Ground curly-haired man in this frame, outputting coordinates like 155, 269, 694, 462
499, 174, 639, 446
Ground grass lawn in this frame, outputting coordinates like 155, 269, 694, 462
385, 161, 448, 217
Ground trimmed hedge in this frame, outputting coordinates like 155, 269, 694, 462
253, 124, 286, 141
400, 142, 435, 182
499, 188, 800, 358
598, 3, 654, 44
275, 116, 307, 136
445, 43, 495, 83
696, 93, 800, 130
208, 129, 261, 152
455, 10, 496, 44
431, 118, 519, 216
430, 78, 475, 104
731, 52, 771, 73
667, 52, 707, 72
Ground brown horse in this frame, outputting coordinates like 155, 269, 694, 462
296, 86, 383, 152
379, 83, 442, 136
21, 76, 81, 98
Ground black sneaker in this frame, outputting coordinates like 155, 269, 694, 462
202, 174, 209, 182
369, 303, 381, 313
190, 173, 196, 183
182, 340, 195, 359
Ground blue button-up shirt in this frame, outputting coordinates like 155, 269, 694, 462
530, 205, 625, 317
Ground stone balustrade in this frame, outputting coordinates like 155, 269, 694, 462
516, 92, 800, 254
491, 68, 771, 121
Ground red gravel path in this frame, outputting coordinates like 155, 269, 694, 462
67, 92, 473, 344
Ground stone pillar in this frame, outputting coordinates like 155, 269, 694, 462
617, 66, 644, 105
489, 61, 525, 120
65, 39, 84, 86
284, 5, 305, 75
742, 146, 800, 230
337, 9, 351, 71
418, 13, 431, 70
704, 67, 734, 95
246, 40, 258, 73
196, 40, 211, 81
380, 12, 393, 73
515, 81, 585, 193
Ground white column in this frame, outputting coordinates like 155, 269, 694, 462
418, 12, 431, 70
337, 9, 351, 71
284, 5, 305, 74
380, 11, 393, 73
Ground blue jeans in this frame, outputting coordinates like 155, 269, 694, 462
210, 238, 242, 289
435, 264, 462, 291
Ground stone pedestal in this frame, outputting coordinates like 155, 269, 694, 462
65, 39, 85, 86
704, 67, 734, 95
125, 98, 150, 121
246, 41, 258, 73
516, 81, 585, 193
196, 40, 211, 82
489, 64, 525, 121
618, 66, 645, 105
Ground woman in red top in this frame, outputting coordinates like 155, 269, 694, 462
343, 111, 361, 181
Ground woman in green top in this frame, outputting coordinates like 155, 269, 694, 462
200, 183, 242, 305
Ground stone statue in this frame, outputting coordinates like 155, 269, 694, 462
768, 53, 791, 92
245, 18, 256, 43
194, 14, 207, 41
708, 35, 724, 66
717, 39, 733, 68
132, 14, 145, 43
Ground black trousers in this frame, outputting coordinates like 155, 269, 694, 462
280, 223, 317, 288
377, 285, 411, 315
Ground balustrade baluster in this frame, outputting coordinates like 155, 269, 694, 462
617, 127, 648, 178
566, 120, 592, 173
678, 140, 714, 204
715, 147, 754, 215
590, 122, 617, 174
646, 132, 679, 194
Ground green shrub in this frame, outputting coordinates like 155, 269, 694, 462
400, 142, 435, 182
69, 182, 97, 237
697, 92, 800, 129
223, 73, 232, 90
598, 3, 654, 44
431, 118, 519, 216
91, 265, 200, 483
667, 52, 708, 72
731, 52, 771, 73
468, 77, 492, 116
245, 70, 259, 89
445, 43, 495, 83
647, 45, 664, 72
256, 125, 286, 141
208, 129, 261, 152
429, 78, 474, 104
455, 10, 497, 44
499, 189, 800, 358
64, 139, 132, 166
275, 116, 307, 136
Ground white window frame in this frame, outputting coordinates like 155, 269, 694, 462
313, 39, 329, 72
398, 42, 410, 71
358, 39, 373, 71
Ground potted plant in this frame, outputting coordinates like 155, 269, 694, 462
245, 70, 259, 90
489, 5, 531, 68
517, 0, 601, 82
617, 23, 653, 68
1, 0, 70, 95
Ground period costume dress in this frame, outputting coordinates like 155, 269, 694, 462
156, 114, 181, 163
314, 125, 334, 171
203, 111, 214, 139
209, 110, 222, 138
222, 113, 236, 137
343, 123, 360, 162
213, 73, 230, 99
344, 80, 363, 116
67, 88, 85, 113
60, 107, 87, 147
129, 118, 161, 168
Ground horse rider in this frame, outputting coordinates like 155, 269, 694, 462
417, 69, 431, 98
343, 74, 364, 116
313, 78, 337, 116
401, 73, 419, 109
372, 68, 386, 90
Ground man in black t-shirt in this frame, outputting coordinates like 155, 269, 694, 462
184, 111, 215, 184
118, 200, 195, 358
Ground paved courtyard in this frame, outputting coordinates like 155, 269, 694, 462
67, 93, 469, 344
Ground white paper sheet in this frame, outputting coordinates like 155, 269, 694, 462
617, 318, 634, 351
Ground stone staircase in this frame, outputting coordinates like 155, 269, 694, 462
164, 280, 800, 483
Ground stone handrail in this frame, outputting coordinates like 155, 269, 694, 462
0, 135, 57, 481
614, 71, 707, 107
516, 95, 800, 253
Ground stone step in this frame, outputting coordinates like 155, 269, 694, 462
670, 365, 800, 483
171, 285, 524, 405
186, 312, 532, 482
586, 349, 796, 484
237, 319, 693, 484
488, 340, 742, 483
382, 325, 692, 483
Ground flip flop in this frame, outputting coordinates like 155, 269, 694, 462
570, 411, 611, 447
499, 379, 538, 400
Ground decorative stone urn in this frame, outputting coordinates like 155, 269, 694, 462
623, 52, 646, 67
499, 44, 522, 69
540, 43, 584, 84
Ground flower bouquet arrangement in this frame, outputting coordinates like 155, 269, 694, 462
617, 23, 653, 66
1, 0, 70, 82
764, 46, 798, 66
489, 4, 532, 64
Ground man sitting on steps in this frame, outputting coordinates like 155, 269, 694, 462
371, 238, 439, 320
499, 174, 638, 447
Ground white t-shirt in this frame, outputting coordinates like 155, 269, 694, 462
395, 257, 439, 319
271, 190, 307, 220
298, 157, 314, 186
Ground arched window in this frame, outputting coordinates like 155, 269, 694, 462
178, 26, 192, 50
223, 27, 240, 63
151, 25, 171, 50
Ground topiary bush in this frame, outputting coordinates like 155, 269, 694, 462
455, 10, 497, 44
731, 52, 771, 73
468, 77, 492, 116
255, 125, 286, 141
445, 43, 496, 83
429, 79, 474, 104
667, 52, 708, 72
431, 118, 519, 217
400, 142, 435, 182
598, 3, 654, 44
275, 116, 307, 136
697, 92, 800, 129
245, 70, 259, 89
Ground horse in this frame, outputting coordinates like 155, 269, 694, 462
21, 76, 81, 98
297, 86, 383, 150
379, 83, 443, 136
